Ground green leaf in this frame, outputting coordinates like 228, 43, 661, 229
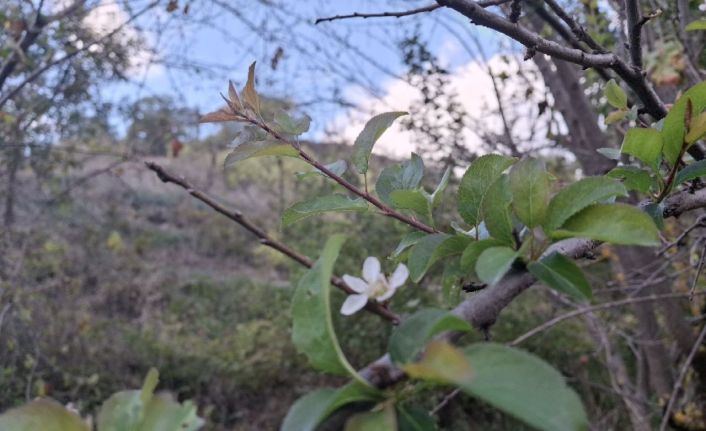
390, 189, 431, 219
431, 167, 451, 208
352, 112, 408, 174
481, 175, 514, 245
528, 253, 592, 301
224, 137, 299, 167
458, 154, 516, 226
509, 158, 550, 228
281, 383, 381, 431
442, 258, 464, 308
274, 109, 311, 136
460, 343, 588, 431
552, 203, 660, 246
97, 369, 204, 431
605, 109, 628, 125
242, 61, 260, 115
662, 82, 706, 165
686, 111, 706, 144
0, 399, 89, 431
282, 195, 368, 226
397, 404, 438, 431
391, 231, 426, 258
643, 202, 665, 230
686, 19, 706, 31
376, 154, 424, 206
138, 395, 204, 431
402, 340, 474, 385
475, 246, 518, 285
388, 308, 472, 364
408, 234, 471, 283
545, 177, 627, 232
296, 160, 347, 179
675, 160, 706, 186
621, 128, 663, 170
606, 166, 656, 194
596, 147, 621, 160
344, 403, 397, 431
291, 235, 365, 381
459, 239, 506, 274
604, 79, 628, 110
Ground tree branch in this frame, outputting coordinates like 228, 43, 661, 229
315, 4, 442, 25
358, 185, 706, 387
144, 161, 400, 323
625, 0, 643, 69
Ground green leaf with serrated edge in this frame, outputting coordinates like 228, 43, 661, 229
390, 189, 430, 218
376, 154, 424, 206
552, 203, 659, 246
621, 128, 663, 170
476, 246, 518, 285
544, 177, 627, 232
242, 62, 260, 115
663, 82, 706, 165
352, 112, 407, 174
408, 234, 471, 283
607, 166, 656, 194
676, 160, 706, 186
431, 167, 451, 208
274, 109, 311, 135
458, 154, 516, 226
397, 404, 438, 431
391, 231, 426, 258
686, 19, 706, 31
509, 158, 550, 228
604, 79, 628, 110
481, 174, 514, 245
528, 253, 592, 301
0, 399, 89, 431
402, 340, 474, 385
459, 239, 506, 274
225, 141, 298, 166
388, 308, 472, 364
344, 403, 397, 431
281, 383, 381, 431
282, 195, 368, 226
642, 202, 665, 230
686, 111, 706, 144
596, 147, 621, 160
460, 343, 588, 431
97, 391, 145, 430
291, 235, 367, 382
296, 160, 347, 179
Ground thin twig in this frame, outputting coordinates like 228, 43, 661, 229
657, 214, 706, 255
510, 291, 706, 346
690, 238, 706, 301
659, 322, 706, 431
315, 4, 441, 24
144, 161, 400, 323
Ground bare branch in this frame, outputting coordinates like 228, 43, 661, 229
315, 4, 442, 25
144, 161, 401, 323
625, 0, 643, 69
659, 322, 706, 430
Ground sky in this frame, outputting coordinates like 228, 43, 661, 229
83, 0, 530, 157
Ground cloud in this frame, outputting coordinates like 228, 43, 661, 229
323, 55, 549, 160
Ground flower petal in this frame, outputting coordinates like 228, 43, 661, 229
340, 294, 368, 315
342, 275, 368, 293
376, 285, 397, 302
362, 256, 381, 284
389, 263, 409, 289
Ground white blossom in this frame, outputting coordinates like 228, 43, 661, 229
340, 256, 408, 316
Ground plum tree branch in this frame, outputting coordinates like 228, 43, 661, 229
144, 161, 401, 323
314, 4, 442, 24
358, 186, 706, 387
435, 0, 668, 120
